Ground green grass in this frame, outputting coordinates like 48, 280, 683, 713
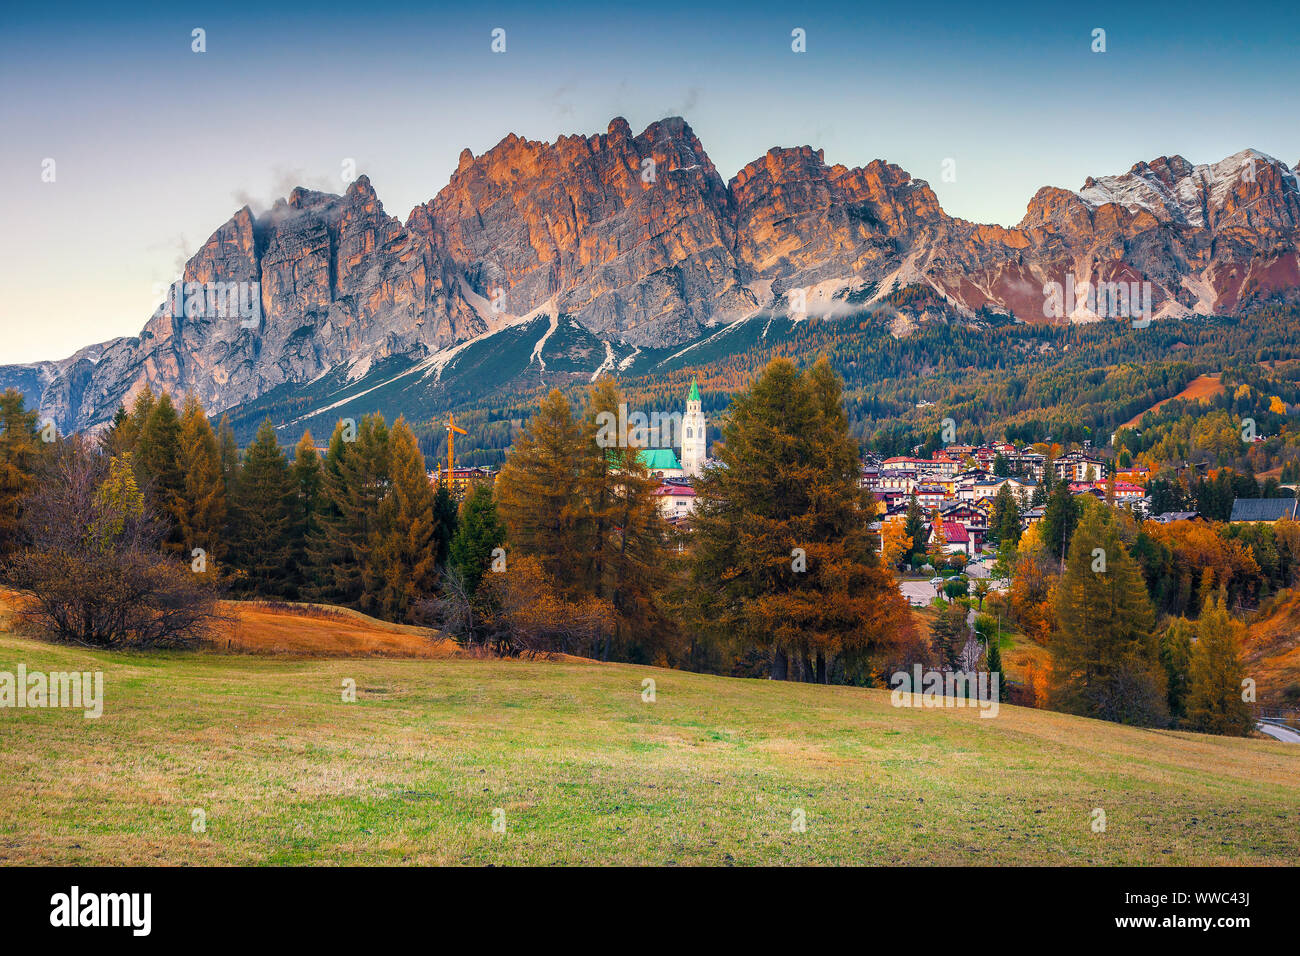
1, 631, 1297, 865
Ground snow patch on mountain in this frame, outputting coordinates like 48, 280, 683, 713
1076, 150, 1292, 228
590, 340, 616, 382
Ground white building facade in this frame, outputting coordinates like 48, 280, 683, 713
681, 379, 707, 477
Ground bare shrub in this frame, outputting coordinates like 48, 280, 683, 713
5, 438, 223, 649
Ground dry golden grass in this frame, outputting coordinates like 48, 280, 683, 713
1245, 591, 1300, 707
1122, 373, 1225, 429
2, 620, 1298, 866
212, 601, 459, 658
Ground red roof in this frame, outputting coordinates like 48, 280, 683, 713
941, 522, 969, 543
654, 484, 696, 497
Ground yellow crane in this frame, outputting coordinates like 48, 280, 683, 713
441, 413, 468, 484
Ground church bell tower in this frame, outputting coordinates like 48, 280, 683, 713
681, 378, 706, 477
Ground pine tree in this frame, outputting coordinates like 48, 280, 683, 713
1040, 476, 1079, 564
990, 482, 1021, 548
984, 626, 1008, 701
98, 405, 134, 459
136, 391, 185, 552
1030, 479, 1048, 507
927, 507, 947, 567
1158, 617, 1194, 723
580, 378, 670, 659
123, 386, 156, 459
689, 356, 913, 682
137, 390, 182, 488
450, 484, 506, 597
496, 389, 586, 586
288, 431, 323, 596
230, 419, 294, 594
1051, 506, 1166, 726
0, 389, 42, 558
903, 492, 927, 562
176, 394, 227, 565
1184, 598, 1254, 736
216, 415, 241, 494
308, 415, 390, 607
432, 484, 458, 568
305, 421, 350, 601
372, 417, 440, 621
929, 600, 965, 670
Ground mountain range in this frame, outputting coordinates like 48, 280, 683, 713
5, 116, 1300, 434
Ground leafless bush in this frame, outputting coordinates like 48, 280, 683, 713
5, 438, 223, 649
418, 557, 613, 659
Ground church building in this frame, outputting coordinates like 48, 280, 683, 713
634, 378, 708, 479
681, 379, 707, 477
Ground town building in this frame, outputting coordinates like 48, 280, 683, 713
431, 465, 496, 501
1228, 498, 1300, 524
638, 448, 684, 480
681, 379, 707, 478
1053, 451, 1108, 482
654, 481, 697, 520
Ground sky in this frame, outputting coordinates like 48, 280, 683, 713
2, 0, 1298, 365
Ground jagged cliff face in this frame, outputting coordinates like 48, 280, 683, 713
7, 119, 1300, 432
412, 117, 758, 344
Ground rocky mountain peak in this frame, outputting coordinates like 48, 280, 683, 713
7, 119, 1300, 434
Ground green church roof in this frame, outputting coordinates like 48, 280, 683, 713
638, 448, 682, 472
688, 378, 700, 401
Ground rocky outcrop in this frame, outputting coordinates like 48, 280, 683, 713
410, 117, 756, 344
6, 118, 1299, 432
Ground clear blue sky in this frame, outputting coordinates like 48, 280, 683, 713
3, 0, 1298, 364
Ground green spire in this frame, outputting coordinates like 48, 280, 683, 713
688, 378, 700, 402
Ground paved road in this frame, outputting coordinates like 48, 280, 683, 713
899, 581, 937, 606
1257, 721, 1300, 743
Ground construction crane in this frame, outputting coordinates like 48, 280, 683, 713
441, 413, 468, 484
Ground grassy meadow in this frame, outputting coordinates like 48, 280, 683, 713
1, 619, 1298, 866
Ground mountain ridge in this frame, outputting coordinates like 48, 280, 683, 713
6, 116, 1300, 433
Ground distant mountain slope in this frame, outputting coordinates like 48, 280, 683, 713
4, 117, 1299, 433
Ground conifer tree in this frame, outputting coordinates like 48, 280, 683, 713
1040, 476, 1079, 564
496, 389, 586, 587
136, 391, 185, 551
176, 394, 227, 565
1184, 598, 1254, 736
1158, 617, 1194, 723
929, 599, 966, 670
124, 386, 156, 457
285, 431, 324, 596
0, 389, 42, 558
927, 508, 947, 566
689, 356, 913, 682
449, 484, 506, 597
291, 431, 323, 540
1051, 506, 1166, 726
983, 625, 1008, 701
309, 415, 390, 607
432, 484, 458, 568
903, 492, 927, 562
216, 414, 241, 494
305, 420, 351, 601
98, 405, 134, 459
990, 482, 1021, 548
579, 378, 669, 659
230, 419, 294, 594
372, 417, 439, 621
